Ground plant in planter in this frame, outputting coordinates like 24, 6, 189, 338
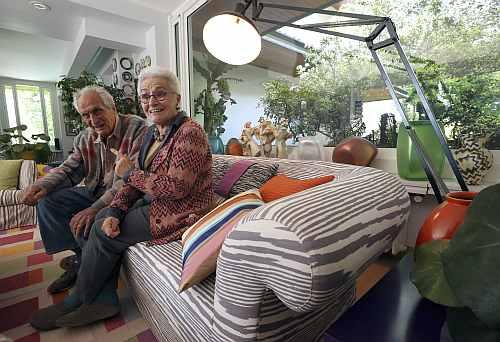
0, 125, 51, 162
405, 60, 500, 184
411, 184, 500, 341
57, 71, 140, 134
192, 55, 240, 148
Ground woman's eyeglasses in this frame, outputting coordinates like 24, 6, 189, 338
139, 91, 176, 103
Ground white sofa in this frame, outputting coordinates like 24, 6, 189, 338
123, 155, 410, 341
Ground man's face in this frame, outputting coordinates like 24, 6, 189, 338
77, 91, 117, 137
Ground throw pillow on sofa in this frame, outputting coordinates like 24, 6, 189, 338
259, 174, 335, 202
0, 160, 23, 190
179, 189, 264, 292
213, 159, 278, 198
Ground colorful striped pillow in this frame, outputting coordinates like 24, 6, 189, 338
178, 189, 264, 292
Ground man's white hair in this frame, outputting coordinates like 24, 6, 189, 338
138, 66, 181, 95
72, 86, 116, 113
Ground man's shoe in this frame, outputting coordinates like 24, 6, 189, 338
59, 255, 80, 271
56, 303, 120, 328
30, 302, 77, 331
47, 269, 78, 294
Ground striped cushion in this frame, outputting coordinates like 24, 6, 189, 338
179, 189, 264, 292
212, 158, 278, 199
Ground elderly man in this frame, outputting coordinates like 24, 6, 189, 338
22, 86, 146, 294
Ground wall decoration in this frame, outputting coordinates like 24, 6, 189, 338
65, 122, 78, 136
122, 71, 133, 82
135, 63, 141, 76
144, 55, 151, 67
122, 84, 134, 96
120, 57, 133, 70
112, 58, 117, 72
140, 58, 145, 68
112, 73, 118, 87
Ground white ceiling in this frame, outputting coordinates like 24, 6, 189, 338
0, 0, 186, 82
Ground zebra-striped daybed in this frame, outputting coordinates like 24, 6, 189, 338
123, 155, 410, 341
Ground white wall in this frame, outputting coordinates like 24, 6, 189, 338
191, 53, 295, 144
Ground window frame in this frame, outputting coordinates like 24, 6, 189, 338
0, 77, 62, 149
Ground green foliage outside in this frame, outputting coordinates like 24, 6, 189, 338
260, 39, 368, 145
193, 55, 241, 136
259, 0, 499, 147
57, 71, 139, 132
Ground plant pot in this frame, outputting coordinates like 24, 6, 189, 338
416, 191, 478, 246
454, 135, 493, 185
397, 120, 445, 180
208, 135, 224, 155
12, 143, 51, 163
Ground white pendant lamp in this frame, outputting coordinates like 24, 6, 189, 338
203, 12, 262, 65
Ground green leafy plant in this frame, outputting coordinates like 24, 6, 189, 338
406, 60, 500, 146
193, 55, 241, 136
411, 184, 500, 340
57, 71, 140, 133
260, 39, 369, 145
0, 125, 51, 162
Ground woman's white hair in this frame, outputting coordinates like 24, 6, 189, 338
72, 86, 116, 112
138, 66, 181, 95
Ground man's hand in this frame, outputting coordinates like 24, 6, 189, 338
21, 185, 47, 206
101, 217, 120, 239
111, 148, 134, 178
70, 207, 99, 238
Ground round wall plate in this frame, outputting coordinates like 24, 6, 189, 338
120, 57, 133, 70
122, 84, 134, 96
122, 71, 133, 82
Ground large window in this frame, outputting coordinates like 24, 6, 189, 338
184, 0, 499, 150
0, 80, 59, 147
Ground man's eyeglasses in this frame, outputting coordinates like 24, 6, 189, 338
139, 91, 176, 103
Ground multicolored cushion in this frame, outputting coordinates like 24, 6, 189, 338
212, 159, 278, 199
179, 189, 264, 292
259, 174, 335, 202
0, 160, 23, 190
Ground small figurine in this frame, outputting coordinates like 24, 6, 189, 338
240, 121, 260, 157
256, 118, 275, 157
274, 118, 292, 158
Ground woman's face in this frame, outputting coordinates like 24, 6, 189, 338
140, 76, 181, 126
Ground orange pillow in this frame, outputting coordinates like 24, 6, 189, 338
259, 174, 335, 202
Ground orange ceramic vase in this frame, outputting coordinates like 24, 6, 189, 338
416, 191, 478, 246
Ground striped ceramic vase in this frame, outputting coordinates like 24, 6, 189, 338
454, 135, 493, 185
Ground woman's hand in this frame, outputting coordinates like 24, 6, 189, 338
111, 148, 134, 178
101, 217, 121, 239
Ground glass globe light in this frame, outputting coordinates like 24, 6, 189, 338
203, 13, 262, 65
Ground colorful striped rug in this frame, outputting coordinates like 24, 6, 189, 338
0, 225, 157, 342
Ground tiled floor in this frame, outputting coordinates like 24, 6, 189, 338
325, 254, 446, 342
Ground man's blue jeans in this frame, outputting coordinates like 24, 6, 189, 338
37, 187, 101, 255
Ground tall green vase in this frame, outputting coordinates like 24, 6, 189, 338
397, 120, 445, 180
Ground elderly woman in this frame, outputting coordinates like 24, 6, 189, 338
30, 67, 214, 330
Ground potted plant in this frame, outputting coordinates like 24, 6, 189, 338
192, 55, 240, 154
411, 184, 500, 341
405, 60, 500, 184
57, 71, 140, 134
0, 125, 51, 163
